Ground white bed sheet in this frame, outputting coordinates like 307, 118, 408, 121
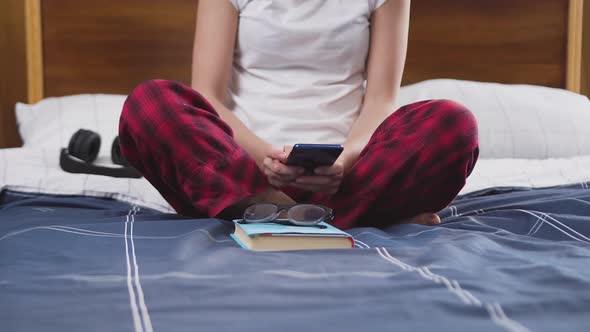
2, 147, 590, 213
0, 148, 173, 213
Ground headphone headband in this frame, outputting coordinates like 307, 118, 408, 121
59, 129, 142, 179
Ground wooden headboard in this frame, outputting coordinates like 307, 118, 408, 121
0, 0, 586, 148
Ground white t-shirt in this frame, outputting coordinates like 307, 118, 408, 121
227, 0, 388, 146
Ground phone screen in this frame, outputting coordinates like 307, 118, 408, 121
285, 144, 344, 172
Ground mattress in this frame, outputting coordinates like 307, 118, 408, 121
1, 147, 590, 332
4, 147, 590, 212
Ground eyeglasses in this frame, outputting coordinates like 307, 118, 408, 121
241, 203, 334, 227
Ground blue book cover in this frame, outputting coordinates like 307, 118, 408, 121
230, 219, 354, 251
232, 219, 351, 237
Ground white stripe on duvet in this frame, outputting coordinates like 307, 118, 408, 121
540, 211, 590, 242
124, 207, 143, 332
527, 215, 545, 236
525, 214, 545, 236
0, 224, 232, 243
354, 239, 370, 248
371, 246, 530, 332
486, 303, 530, 332
130, 206, 154, 332
517, 209, 590, 244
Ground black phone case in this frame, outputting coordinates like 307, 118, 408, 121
285, 144, 343, 172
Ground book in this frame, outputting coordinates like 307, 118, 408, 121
231, 219, 354, 251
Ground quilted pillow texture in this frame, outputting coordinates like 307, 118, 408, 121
16, 94, 127, 156
398, 79, 590, 159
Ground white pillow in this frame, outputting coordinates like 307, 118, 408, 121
398, 79, 590, 159
16, 81, 590, 160
16, 94, 127, 156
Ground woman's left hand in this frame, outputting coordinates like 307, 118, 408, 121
287, 150, 356, 195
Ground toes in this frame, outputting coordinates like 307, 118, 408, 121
430, 214, 442, 225
401, 213, 441, 226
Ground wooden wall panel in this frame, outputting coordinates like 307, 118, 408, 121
39, 0, 574, 98
582, 0, 590, 97
403, 0, 569, 88
1, 0, 587, 150
0, 0, 26, 148
42, 0, 197, 97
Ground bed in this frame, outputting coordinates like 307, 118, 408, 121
2, 0, 590, 331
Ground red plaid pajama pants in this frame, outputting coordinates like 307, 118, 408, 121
119, 79, 478, 229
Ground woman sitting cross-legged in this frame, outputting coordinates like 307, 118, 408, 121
118, 0, 479, 229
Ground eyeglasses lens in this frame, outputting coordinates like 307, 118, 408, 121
244, 203, 278, 221
288, 205, 326, 223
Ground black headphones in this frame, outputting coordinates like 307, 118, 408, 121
59, 129, 142, 178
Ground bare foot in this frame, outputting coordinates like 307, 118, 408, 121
401, 213, 441, 226
216, 187, 296, 220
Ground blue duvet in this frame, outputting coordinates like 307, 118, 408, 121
1, 185, 589, 332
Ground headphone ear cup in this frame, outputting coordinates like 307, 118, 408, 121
68, 129, 101, 163
111, 136, 131, 166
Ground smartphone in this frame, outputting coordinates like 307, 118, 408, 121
285, 144, 344, 174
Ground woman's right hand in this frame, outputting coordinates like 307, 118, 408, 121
261, 146, 305, 189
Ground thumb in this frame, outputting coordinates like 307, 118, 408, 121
283, 145, 294, 155
268, 146, 287, 160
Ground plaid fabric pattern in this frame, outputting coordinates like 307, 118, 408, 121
119, 80, 478, 229
298, 99, 480, 228
119, 80, 269, 217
